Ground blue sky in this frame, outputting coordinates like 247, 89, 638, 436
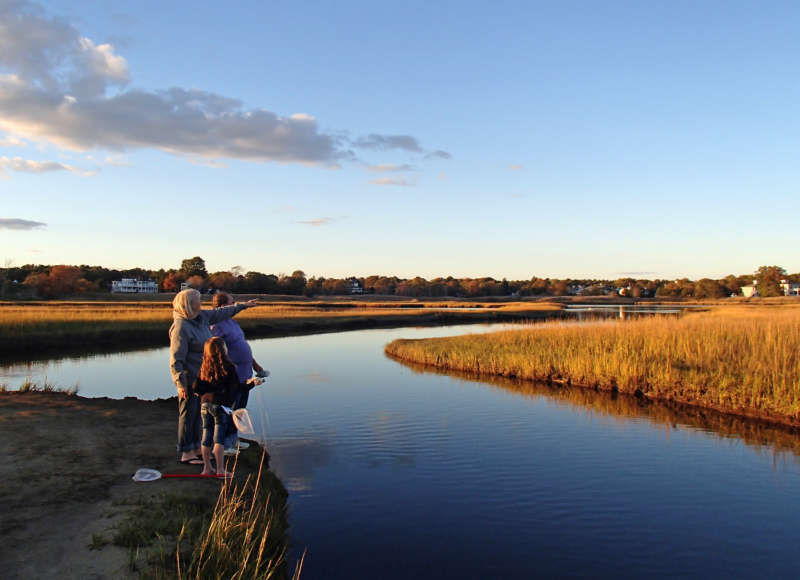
1, 0, 799, 279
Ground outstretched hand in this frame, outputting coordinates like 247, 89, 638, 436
241, 299, 259, 308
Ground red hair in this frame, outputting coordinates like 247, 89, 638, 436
198, 337, 232, 383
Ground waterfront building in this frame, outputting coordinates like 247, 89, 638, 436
111, 278, 159, 293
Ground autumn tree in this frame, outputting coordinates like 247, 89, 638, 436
208, 271, 236, 291
694, 278, 727, 299
180, 256, 208, 279
755, 265, 786, 297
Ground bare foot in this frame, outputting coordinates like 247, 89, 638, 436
216, 470, 233, 478
201, 469, 216, 476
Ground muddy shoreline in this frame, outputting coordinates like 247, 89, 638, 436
0, 391, 289, 579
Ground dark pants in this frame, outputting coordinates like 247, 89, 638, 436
177, 395, 201, 453
201, 402, 228, 447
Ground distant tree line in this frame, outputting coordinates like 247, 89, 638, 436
0, 258, 795, 300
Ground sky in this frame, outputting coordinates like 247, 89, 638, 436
1, 0, 799, 280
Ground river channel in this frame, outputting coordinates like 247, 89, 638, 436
2, 320, 799, 578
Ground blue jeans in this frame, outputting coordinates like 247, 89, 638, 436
201, 402, 228, 447
177, 395, 201, 453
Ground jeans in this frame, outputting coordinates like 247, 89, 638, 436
177, 395, 201, 453
201, 402, 229, 447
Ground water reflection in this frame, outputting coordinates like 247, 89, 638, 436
397, 358, 800, 462
268, 435, 335, 493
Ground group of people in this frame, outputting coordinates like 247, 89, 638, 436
168, 289, 266, 477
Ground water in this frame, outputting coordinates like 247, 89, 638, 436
3, 322, 800, 578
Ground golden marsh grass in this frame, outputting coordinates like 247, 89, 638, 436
386, 306, 800, 424
0, 300, 562, 354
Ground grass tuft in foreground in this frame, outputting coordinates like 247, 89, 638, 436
386, 306, 800, 424
0, 378, 78, 395
117, 449, 302, 579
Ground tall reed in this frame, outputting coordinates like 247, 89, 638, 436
386, 307, 800, 423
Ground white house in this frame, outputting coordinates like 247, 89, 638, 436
111, 278, 158, 294
346, 278, 364, 294
780, 279, 800, 296
741, 279, 800, 297
741, 283, 757, 298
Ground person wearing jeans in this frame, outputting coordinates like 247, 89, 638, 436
211, 292, 268, 452
169, 289, 257, 464
192, 336, 263, 476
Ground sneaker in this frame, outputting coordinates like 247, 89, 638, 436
224, 447, 238, 456
238, 441, 250, 450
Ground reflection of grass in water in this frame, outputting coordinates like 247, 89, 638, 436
387, 306, 800, 423
400, 359, 800, 460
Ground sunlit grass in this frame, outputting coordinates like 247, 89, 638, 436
386, 306, 800, 422
0, 300, 562, 353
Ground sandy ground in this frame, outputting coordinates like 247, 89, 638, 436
0, 392, 237, 579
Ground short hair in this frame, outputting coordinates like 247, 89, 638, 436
212, 292, 233, 308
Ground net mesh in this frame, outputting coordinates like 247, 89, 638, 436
132, 468, 162, 482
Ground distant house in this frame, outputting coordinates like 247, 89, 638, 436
741, 279, 800, 297
780, 279, 800, 296
111, 278, 158, 294
346, 278, 364, 295
741, 283, 757, 297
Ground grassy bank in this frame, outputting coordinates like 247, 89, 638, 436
117, 447, 301, 579
0, 391, 299, 578
386, 306, 800, 426
0, 299, 562, 356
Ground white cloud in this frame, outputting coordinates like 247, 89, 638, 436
0, 155, 96, 176
295, 217, 337, 226
0, 218, 47, 230
366, 163, 414, 173
0, 1, 448, 169
103, 153, 129, 166
369, 177, 413, 187
0, 135, 25, 147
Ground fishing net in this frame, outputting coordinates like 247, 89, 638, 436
232, 408, 255, 436
132, 468, 162, 482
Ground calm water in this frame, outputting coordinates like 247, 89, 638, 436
3, 322, 800, 578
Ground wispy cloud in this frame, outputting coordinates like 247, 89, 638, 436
509, 164, 523, 170
0, 218, 47, 230
369, 177, 413, 187
295, 217, 338, 226
103, 153, 129, 166
615, 271, 658, 276
365, 163, 414, 173
0, 156, 96, 176
0, 135, 26, 147
0, 1, 448, 169
426, 150, 452, 160
354, 134, 422, 152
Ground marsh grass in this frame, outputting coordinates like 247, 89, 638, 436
386, 306, 800, 423
116, 449, 300, 579
0, 377, 79, 395
0, 300, 561, 354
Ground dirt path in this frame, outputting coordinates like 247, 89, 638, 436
0, 392, 239, 579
